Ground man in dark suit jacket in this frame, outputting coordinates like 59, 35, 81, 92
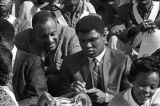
60, 14, 132, 106
0, 19, 47, 105
14, 11, 81, 96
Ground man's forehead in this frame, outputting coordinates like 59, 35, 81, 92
35, 17, 56, 26
78, 30, 101, 37
35, 19, 57, 30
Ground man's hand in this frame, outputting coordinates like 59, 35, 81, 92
86, 88, 106, 103
70, 81, 86, 92
108, 35, 118, 50
142, 19, 157, 32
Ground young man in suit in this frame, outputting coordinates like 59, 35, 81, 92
14, 10, 81, 96
60, 14, 132, 106
0, 19, 47, 105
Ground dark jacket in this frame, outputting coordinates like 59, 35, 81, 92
60, 46, 132, 105
12, 49, 47, 101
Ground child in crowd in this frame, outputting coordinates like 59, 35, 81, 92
108, 56, 160, 106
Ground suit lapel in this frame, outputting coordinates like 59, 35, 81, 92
12, 50, 23, 100
102, 47, 111, 92
132, 4, 143, 48
133, 3, 143, 24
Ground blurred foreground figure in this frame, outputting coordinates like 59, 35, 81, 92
0, 47, 18, 106
0, 19, 47, 105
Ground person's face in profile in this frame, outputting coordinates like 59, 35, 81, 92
132, 71, 159, 105
34, 18, 59, 51
63, 0, 80, 6
78, 29, 105, 58
0, 0, 12, 12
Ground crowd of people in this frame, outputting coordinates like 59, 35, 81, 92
0, 0, 160, 106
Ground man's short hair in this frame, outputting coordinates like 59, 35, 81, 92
0, 19, 15, 42
32, 10, 57, 28
128, 56, 160, 85
0, 46, 12, 86
75, 13, 105, 35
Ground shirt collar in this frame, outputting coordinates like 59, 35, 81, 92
88, 48, 105, 64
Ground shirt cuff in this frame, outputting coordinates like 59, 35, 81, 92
105, 93, 114, 102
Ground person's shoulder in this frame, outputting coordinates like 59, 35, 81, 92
108, 89, 128, 106
15, 17, 30, 24
118, 2, 133, 12
16, 28, 33, 36
17, 49, 40, 61
15, 28, 33, 43
57, 24, 76, 36
106, 46, 129, 59
15, 17, 31, 27
152, 88, 160, 99
119, 2, 133, 8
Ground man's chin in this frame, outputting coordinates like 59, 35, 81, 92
49, 45, 57, 51
86, 53, 97, 58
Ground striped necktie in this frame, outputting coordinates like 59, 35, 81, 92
91, 58, 101, 88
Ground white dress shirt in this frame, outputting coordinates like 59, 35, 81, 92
11, 45, 17, 69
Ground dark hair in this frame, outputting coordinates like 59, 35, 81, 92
0, 46, 12, 86
75, 13, 105, 35
128, 56, 160, 84
0, 19, 15, 42
32, 10, 57, 28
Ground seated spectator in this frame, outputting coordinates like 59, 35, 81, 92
18, 0, 55, 25
60, 14, 132, 106
14, 10, 81, 96
108, 56, 160, 106
18, 0, 41, 25
0, 0, 31, 34
108, 0, 160, 58
58, 0, 96, 28
0, 18, 47, 105
0, 46, 18, 106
